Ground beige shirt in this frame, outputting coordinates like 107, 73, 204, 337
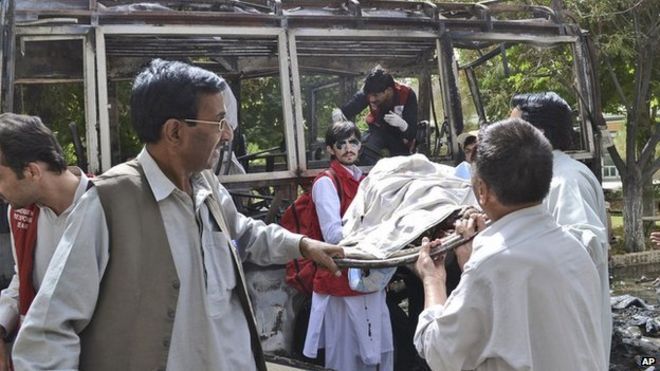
414, 205, 606, 371
13, 149, 301, 370
0, 170, 89, 334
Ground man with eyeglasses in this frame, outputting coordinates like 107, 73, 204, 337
302, 120, 394, 371
333, 65, 418, 165
12, 59, 344, 371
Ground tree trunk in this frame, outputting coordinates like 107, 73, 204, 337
623, 169, 646, 252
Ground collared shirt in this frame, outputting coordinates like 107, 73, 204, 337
414, 205, 606, 371
13, 149, 301, 370
0, 169, 89, 334
545, 150, 611, 362
311, 163, 362, 245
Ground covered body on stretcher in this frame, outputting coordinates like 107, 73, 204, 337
338, 154, 479, 262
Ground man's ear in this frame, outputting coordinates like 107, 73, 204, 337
24, 162, 42, 180
161, 118, 184, 144
474, 176, 490, 207
326, 145, 336, 157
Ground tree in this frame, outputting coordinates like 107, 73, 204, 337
561, 0, 659, 251
446, 0, 659, 251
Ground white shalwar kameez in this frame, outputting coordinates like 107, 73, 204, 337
303, 164, 393, 371
546, 150, 611, 359
414, 205, 606, 371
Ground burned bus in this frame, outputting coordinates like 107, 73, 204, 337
0, 0, 606, 367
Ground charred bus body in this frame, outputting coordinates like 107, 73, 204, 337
0, 0, 606, 366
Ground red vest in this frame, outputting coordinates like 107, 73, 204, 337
311, 160, 366, 296
366, 82, 412, 126
9, 204, 40, 317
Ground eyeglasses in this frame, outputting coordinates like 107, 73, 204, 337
334, 138, 361, 150
182, 118, 228, 132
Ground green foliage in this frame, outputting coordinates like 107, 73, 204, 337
457, 44, 576, 123
16, 84, 86, 166
114, 81, 142, 163
564, 0, 659, 116
16, 82, 144, 168
240, 77, 285, 152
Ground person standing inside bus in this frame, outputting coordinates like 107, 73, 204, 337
334, 66, 418, 165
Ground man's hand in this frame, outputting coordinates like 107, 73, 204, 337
454, 213, 488, 271
416, 237, 448, 308
384, 111, 408, 132
299, 237, 345, 276
415, 237, 445, 283
0, 326, 10, 371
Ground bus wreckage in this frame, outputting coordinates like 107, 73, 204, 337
0, 0, 607, 368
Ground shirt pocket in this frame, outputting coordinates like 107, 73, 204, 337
203, 231, 237, 318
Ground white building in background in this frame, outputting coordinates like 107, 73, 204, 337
602, 114, 624, 190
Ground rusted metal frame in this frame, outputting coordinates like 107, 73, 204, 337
463, 67, 487, 125
485, 3, 558, 23
436, 35, 463, 156
287, 30, 308, 175
14, 25, 91, 36
291, 27, 438, 39
474, 3, 493, 32
95, 28, 111, 172
309, 81, 340, 144
571, 37, 597, 161
95, 11, 279, 26
275, 29, 300, 177
84, 30, 100, 173
357, 0, 436, 14
9, 22, 99, 169
448, 31, 577, 44
13, 78, 84, 84
14, 8, 93, 18
219, 170, 301, 186
270, 0, 282, 16
433, 2, 558, 22
1, 0, 16, 112
100, 24, 282, 35
0, 0, 6, 107
441, 19, 563, 36
457, 42, 507, 69
284, 16, 437, 30
295, 53, 421, 59
94, 0, 270, 7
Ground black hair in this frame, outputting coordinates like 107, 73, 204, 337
130, 59, 226, 143
463, 135, 477, 148
0, 113, 67, 178
362, 66, 395, 95
510, 92, 574, 151
325, 120, 362, 147
474, 118, 553, 206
